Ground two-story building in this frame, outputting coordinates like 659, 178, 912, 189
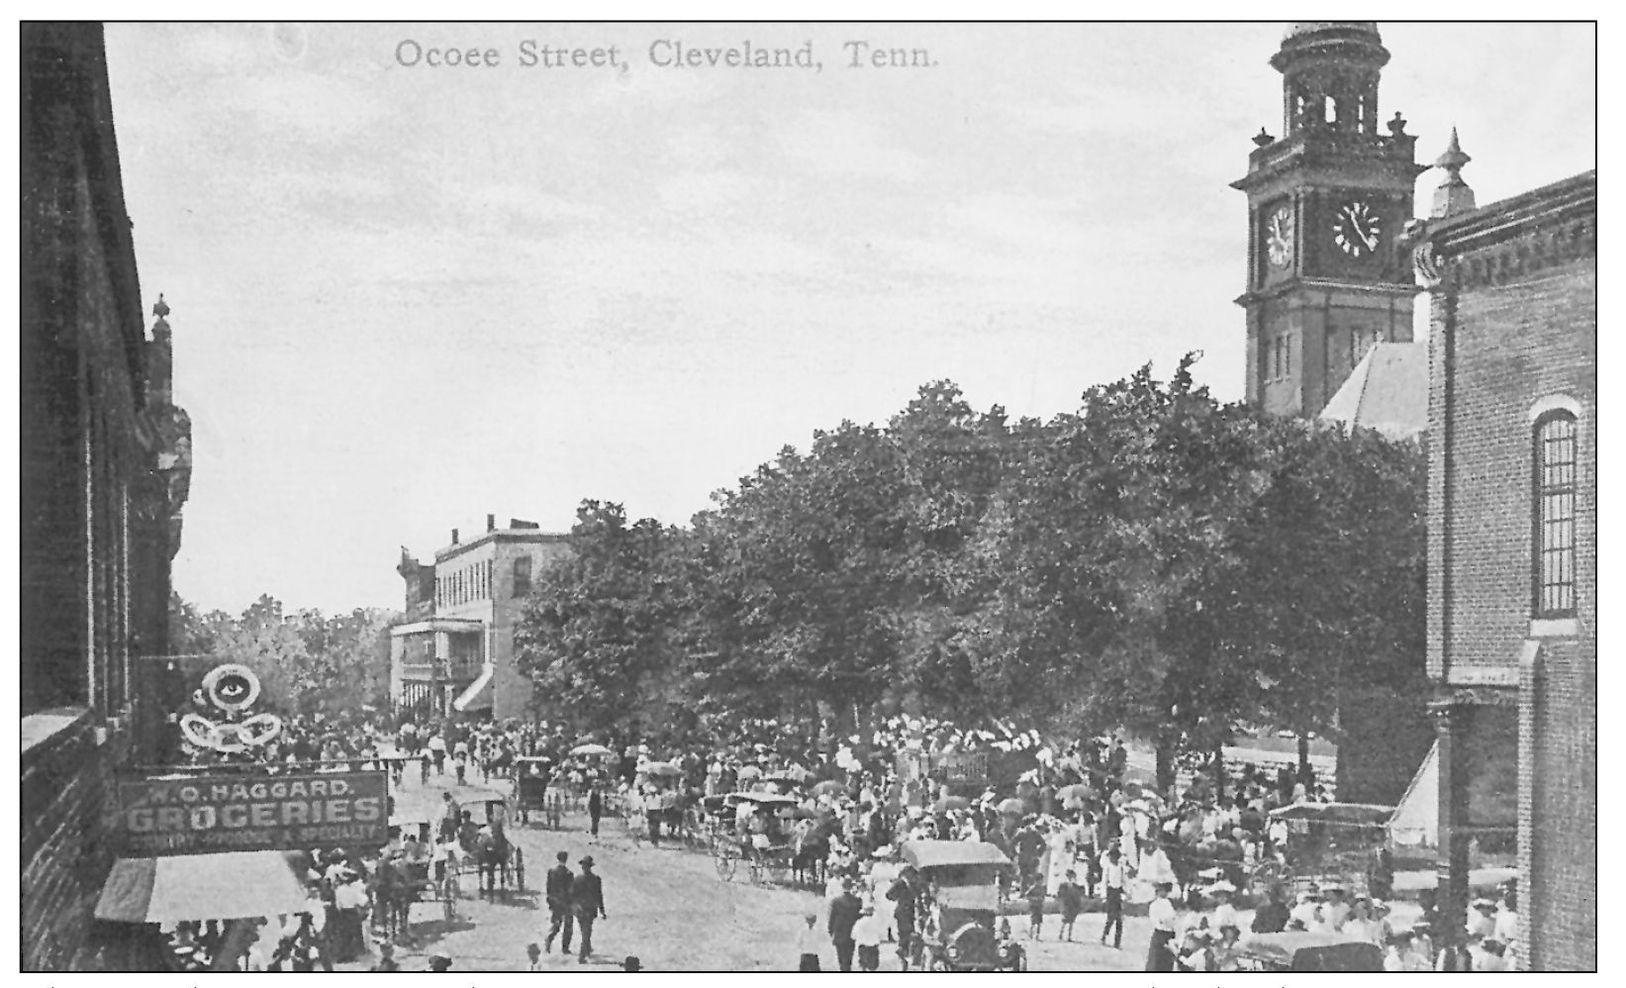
391, 516, 572, 721
1409, 158, 1595, 969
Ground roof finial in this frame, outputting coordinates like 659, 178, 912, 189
153, 293, 170, 319
1431, 127, 1475, 219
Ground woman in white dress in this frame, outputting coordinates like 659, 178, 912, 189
1045, 823, 1075, 895
1119, 810, 1140, 871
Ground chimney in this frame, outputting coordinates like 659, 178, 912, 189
450, 528, 459, 545
487, 513, 496, 532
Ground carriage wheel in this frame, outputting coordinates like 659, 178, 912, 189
513, 847, 525, 891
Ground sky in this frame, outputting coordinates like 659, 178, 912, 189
99, 21, 1596, 616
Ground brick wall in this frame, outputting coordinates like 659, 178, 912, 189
1441, 263, 1596, 673
20, 710, 126, 971
1523, 640, 1597, 970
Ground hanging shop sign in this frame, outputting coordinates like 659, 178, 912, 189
116, 770, 389, 856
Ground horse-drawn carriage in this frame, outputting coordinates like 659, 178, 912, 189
471, 796, 526, 899
1252, 802, 1394, 899
706, 791, 832, 888
512, 756, 563, 829
373, 818, 458, 938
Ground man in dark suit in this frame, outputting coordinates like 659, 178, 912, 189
544, 851, 575, 954
588, 786, 604, 838
887, 866, 918, 970
573, 856, 607, 964
827, 880, 863, 972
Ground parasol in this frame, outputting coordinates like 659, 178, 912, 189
933, 795, 971, 813
766, 764, 811, 783
735, 765, 762, 780
998, 797, 1025, 815
811, 779, 847, 796
570, 743, 613, 757
1057, 783, 1092, 803
639, 761, 683, 777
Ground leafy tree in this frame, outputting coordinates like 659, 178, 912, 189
515, 500, 689, 735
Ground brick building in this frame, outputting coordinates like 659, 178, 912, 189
20, 23, 193, 971
1408, 160, 1596, 970
392, 517, 572, 721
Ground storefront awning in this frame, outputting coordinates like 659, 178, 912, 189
453, 666, 494, 713
95, 851, 312, 924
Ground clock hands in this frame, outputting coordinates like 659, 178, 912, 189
1339, 205, 1380, 252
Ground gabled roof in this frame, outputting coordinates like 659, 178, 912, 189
1319, 342, 1427, 440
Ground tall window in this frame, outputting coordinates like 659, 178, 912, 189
513, 555, 532, 598
1534, 411, 1578, 616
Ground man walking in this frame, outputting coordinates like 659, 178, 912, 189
827, 880, 862, 972
588, 785, 604, 839
439, 792, 461, 843
544, 851, 575, 955
886, 865, 918, 971
573, 856, 607, 964
1099, 843, 1127, 948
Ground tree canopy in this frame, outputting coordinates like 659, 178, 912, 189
513, 358, 1426, 781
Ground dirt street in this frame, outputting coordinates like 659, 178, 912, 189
358, 768, 1155, 972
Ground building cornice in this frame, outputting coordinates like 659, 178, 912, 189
1407, 170, 1596, 291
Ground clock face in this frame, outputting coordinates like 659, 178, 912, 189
1265, 205, 1294, 269
1332, 200, 1381, 258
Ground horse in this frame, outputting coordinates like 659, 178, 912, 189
792, 818, 837, 889
475, 830, 508, 900
369, 857, 414, 942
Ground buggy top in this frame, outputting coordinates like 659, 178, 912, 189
902, 840, 1012, 870
1267, 803, 1394, 825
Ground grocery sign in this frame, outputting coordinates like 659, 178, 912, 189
116, 771, 389, 856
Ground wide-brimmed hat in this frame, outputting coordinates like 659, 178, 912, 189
430, 949, 451, 960
1207, 880, 1237, 895
580, 855, 595, 867
1473, 898, 1496, 911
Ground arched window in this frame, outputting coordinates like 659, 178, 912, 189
1533, 411, 1578, 617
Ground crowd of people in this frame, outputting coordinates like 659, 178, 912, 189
153, 700, 1523, 972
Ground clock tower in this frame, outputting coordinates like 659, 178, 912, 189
1233, 23, 1424, 417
